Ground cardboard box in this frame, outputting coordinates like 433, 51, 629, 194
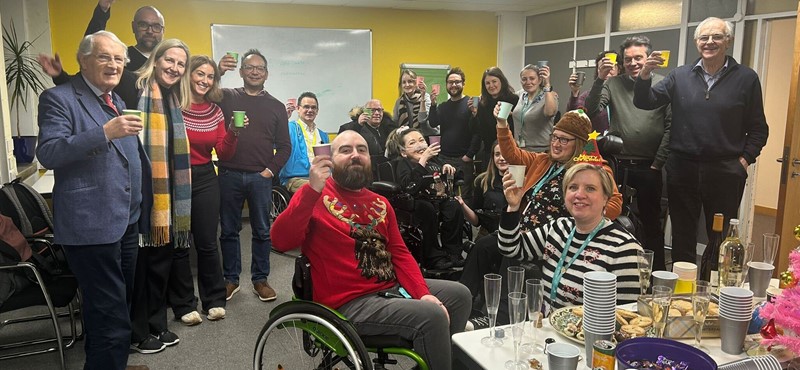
637, 295, 721, 339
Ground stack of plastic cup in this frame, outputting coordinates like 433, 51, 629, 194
582, 271, 617, 367
718, 287, 754, 355
672, 262, 697, 294
718, 354, 782, 370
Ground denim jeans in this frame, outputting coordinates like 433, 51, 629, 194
218, 167, 273, 284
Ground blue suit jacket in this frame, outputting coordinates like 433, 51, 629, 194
36, 76, 150, 245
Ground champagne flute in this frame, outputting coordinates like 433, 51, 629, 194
762, 233, 780, 265
692, 280, 711, 350
638, 250, 654, 295
505, 292, 528, 370
739, 243, 756, 287
651, 285, 672, 338
520, 279, 544, 354
507, 266, 525, 294
481, 273, 504, 347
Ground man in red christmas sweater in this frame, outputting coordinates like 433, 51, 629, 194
272, 130, 470, 370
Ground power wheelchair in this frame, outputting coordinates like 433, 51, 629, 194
253, 255, 427, 370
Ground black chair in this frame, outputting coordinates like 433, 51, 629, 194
0, 239, 80, 370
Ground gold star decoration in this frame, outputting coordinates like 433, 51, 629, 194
588, 130, 600, 141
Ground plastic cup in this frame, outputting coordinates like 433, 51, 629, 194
312, 144, 332, 157
575, 71, 586, 87
719, 317, 750, 355
507, 165, 525, 188
652, 270, 678, 290
428, 136, 441, 146
537, 61, 548, 68
471, 96, 480, 107
546, 342, 581, 370
605, 52, 618, 64
121, 109, 141, 117
747, 262, 775, 298
226, 51, 238, 63
431, 84, 440, 95
232, 111, 246, 128
497, 101, 513, 119
416, 76, 424, 85
658, 50, 671, 67
673, 261, 697, 294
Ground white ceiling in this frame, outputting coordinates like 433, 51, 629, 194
207, 0, 579, 13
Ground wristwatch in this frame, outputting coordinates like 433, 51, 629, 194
543, 86, 553, 92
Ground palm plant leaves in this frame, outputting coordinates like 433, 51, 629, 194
3, 20, 47, 134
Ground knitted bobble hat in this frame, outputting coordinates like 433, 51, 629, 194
553, 108, 592, 141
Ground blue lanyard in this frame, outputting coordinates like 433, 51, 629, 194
549, 219, 606, 301
517, 91, 542, 131
532, 163, 564, 196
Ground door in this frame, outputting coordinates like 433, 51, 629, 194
775, 5, 800, 274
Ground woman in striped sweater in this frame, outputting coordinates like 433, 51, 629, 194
497, 163, 642, 309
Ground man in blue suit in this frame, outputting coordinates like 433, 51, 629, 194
37, 30, 149, 370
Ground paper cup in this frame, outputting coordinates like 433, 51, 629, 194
507, 165, 525, 187
431, 84, 440, 95
537, 60, 548, 68
547, 342, 581, 370
747, 262, 775, 298
605, 52, 618, 64
719, 317, 750, 355
226, 51, 238, 63
658, 50, 671, 67
575, 71, 586, 87
416, 76, 424, 85
232, 111, 246, 128
652, 271, 678, 290
312, 144, 332, 157
121, 109, 141, 117
471, 96, 480, 107
428, 136, 441, 146
498, 102, 513, 119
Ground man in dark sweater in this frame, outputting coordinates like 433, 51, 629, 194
585, 35, 671, 271
428, 67, 481, 203
338, 99, 398, 177
37, 2, 164, 109
217, 49, 291, 303
634, 17, 769, 265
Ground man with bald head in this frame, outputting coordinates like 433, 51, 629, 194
37, 30, 148, 370
272, 130, 470, 370
633, 16, 769, 267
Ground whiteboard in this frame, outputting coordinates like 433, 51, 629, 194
211, 25, 372, 134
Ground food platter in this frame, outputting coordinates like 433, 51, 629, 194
548, 305, 656, 344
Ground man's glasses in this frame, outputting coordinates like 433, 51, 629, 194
446, 80, 463, 86
697, 34, 726, 42
136, 22, 164, 33
300, 105, 318, 110
550, 134, 576, 145
94, 54, 126, 65
366, 108, 384, 113
242, 65, 267, 73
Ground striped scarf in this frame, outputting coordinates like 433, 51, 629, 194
139, 81, 192, 248
398, 91, 422, 128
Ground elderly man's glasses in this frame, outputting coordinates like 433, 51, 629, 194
136, 22, 164, 33
697, 34, 726, 42
550, 134, 576, 145
94, 54, 126, 65
242, 65, 267, 73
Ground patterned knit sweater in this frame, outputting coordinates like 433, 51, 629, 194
498, 212, 643, 309
182, 101, 238, 165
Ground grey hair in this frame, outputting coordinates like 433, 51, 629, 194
694, 17, 734, 40
77, 31, 129, 64
620, 35, 652, 56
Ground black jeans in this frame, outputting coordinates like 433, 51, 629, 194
666, 156, 747, 264
617, 161, 666, 271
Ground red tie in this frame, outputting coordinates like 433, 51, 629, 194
102, 93, 119, 115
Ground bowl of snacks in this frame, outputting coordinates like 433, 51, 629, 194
616, 337, 717, 370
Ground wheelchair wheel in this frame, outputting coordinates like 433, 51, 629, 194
271, 185, 292, 223
254, 301, 372, 370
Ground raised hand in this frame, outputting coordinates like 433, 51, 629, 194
104, 115, 143, 140
37, 53, 63, 78
502, 171, 525, 212
308, 154, 333, 193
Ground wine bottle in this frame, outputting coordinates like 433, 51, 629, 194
719, 218, 745, 288
700, 213, 724, 287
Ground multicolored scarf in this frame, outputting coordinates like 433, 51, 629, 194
139, 81, 192, 248
398, 91, 422, 129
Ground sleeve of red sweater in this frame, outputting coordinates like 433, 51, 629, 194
214, 116, 239, 161
271, 183, 320, 252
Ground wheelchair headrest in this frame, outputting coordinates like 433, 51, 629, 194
598, 134, 624, 156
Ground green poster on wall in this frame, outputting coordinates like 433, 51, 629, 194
399, 64, 451, 105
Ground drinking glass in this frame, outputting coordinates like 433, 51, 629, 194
507, 266, 525, 294
740, 243, 756, 288
762, 233, 780, 265
651, 285, 673, 338
505, 292, 528, 370
481, 273, 504, 347
637, 250, 655, 295
520, 279, 544, 354
692, 280, 711, 350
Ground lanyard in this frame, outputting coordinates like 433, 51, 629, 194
299, 121, 318, 148
549, 219, 606, 301
517, 91, 542, 131
532, 163, 565, 196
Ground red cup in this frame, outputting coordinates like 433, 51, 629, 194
312, 144, 332, 157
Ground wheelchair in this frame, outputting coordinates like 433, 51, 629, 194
253, 255, 428, 370
270, 178, 293, 225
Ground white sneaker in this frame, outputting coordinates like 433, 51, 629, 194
181, 311, 202, 326
207, 307, 226, 321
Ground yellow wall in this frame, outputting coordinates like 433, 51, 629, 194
47, 0, 498, 110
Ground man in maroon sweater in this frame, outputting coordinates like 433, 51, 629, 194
217, 49, 291, 302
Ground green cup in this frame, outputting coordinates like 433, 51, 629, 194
363, 108, 373, 116
227, 51, 238, 63
233, 111, 246, 128
122, 109, 142, 117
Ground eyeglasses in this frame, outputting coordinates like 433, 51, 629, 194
446, 80, 463, 86
136, 22, 164, 33
242, 65, 267, 73
300, 105, 318, 110
366, 108, 384, 113
93, 53, 126, 65
697, 34, 726, 42
550, 134, 577, 145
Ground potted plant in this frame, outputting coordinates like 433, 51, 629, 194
3, 20, 46, 163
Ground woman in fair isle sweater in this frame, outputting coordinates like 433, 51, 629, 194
177, 55, 243, 325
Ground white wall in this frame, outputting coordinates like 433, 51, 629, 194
496, 12, 525, 87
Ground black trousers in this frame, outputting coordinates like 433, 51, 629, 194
167, 163, 227, 314
459, 233, 503, 298
617, 161, 666, 271
666, 156, 747, 264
